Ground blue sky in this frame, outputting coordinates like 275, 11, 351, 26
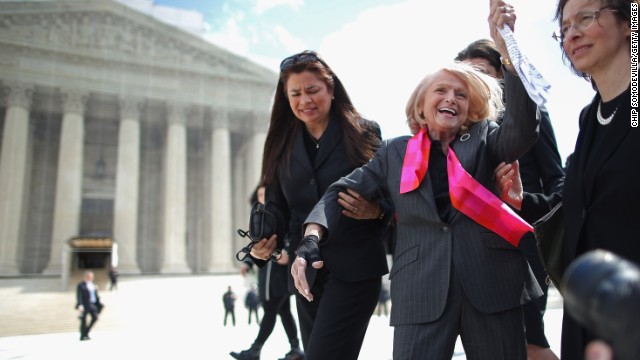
129, 0, 597, 162
151, 0, 406, 56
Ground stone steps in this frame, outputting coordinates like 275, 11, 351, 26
0, 272, 250, 339
1, 272, 563, 341
0, 271, 118, 337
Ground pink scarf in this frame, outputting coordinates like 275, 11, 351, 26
399, 128, 532, 247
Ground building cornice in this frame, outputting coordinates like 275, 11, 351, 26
0, 1, 277, 84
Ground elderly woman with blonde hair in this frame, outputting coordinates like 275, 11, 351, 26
294, 59, 543, 359
404, 62, 505, 136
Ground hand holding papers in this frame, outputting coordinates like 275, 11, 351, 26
497, 25, 551, 110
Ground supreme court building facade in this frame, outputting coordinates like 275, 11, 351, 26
0, 0, 277, 277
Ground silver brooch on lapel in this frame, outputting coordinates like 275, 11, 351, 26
459, 124, 470, 142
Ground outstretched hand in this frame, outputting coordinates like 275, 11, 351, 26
291, 235, 324, 302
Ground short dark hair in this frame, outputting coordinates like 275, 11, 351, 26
454, 39, 502, 75
555, 0, 636, 87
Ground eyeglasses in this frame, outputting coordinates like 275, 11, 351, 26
552, 7, 619, 43
279, 51, 321, 72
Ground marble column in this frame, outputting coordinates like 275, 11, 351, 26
161, 103, 189, 273
246, 114, 268, 195
45, 89, 87, 275
209, 111, 233, 272
232, 151, 248, 264
0, 82, 33, 275
113, 97, 142, 274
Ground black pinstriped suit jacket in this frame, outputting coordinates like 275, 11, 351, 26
306, 71, 543, 326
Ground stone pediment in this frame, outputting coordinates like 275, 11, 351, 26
0, 0, 276, 82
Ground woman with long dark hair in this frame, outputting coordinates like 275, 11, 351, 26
247, 51, 392, 360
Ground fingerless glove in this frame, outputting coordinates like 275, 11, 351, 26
295, 234, 322, 263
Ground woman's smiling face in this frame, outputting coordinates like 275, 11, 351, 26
561, 0, 631, 76
418, 70, 469, 136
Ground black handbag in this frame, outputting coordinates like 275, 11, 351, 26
532, 201, 565, 293
236, 201, 285, 262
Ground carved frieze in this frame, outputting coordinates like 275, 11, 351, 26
119, 97, 144, 120
3, 81, 33, 108
0, 4, 274, 81
211, 110, 229, 130
60, 88, 88, 115
165, 102, 189, 126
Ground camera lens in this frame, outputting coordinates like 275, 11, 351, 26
562, 250, 640, 360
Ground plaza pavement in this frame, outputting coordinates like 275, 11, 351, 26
0, 272, 564, 360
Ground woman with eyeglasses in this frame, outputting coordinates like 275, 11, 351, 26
496, 0, 639, 359
245, 50, 393, 360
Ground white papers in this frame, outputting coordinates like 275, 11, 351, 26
498, 25, 551, 110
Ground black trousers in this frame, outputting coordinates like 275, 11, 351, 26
295, 268, 380, 360
247, 306, 260, 324
224, 308, 236, 326
254, 295, 298, 347
79, 304, 98, 338
520, 234, 551, 347
560, 312, 596, 360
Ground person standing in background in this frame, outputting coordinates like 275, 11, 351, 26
223, 285, 237, 327
75, 270, 102, 341
245, 283, 261, 325
108, 266, 119, 291
376, 284, 390, 317
231, 186, 304, 360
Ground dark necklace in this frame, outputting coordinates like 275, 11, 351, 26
305, 129, 321, 149
310, 136, 320, 149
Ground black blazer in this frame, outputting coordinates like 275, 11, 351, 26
76, 281, 100, 309
518, 111, 565, 195
522, 88, 640, 273
521, 87, 639, 360
261, 117, 390, 288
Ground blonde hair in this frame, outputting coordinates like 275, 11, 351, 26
406, 62, 504, 134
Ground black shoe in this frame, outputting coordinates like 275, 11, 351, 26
229, 349, 260, 360
278, 347, 305, 360
80, 336, 91, 341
